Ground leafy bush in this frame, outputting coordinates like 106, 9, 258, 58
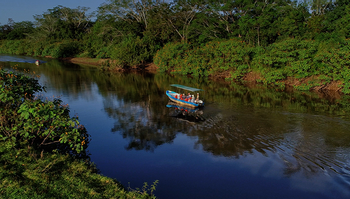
0, 39, 83, 58
0, 68, 158, 198
154, 42, 192, 73
0, 69, 88, 155
154, 39, 253, 77
154, 37, 350, 93
109, 34, 159, 67
0, 40, 23, 54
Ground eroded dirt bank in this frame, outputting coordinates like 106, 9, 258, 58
60, 57, 344, 96
60, 57, 158, 72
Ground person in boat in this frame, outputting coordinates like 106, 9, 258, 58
184, 93, 191, 102
35, 60, 40, 66
195, 93, 199, 103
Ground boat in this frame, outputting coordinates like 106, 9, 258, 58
166, 84, 204, 108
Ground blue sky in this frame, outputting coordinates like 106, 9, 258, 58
0, 0, 104, 25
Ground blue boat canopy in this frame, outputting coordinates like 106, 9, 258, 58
170, 84, 203, 92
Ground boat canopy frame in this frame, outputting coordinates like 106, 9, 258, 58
170, 84, 203, 92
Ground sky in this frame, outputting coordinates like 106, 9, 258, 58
0, 0, 105, 25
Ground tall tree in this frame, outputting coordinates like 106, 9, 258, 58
305, 0, 333, 15
6, 21, 34, 40
272, 2, 309, 40
98, 0, 166, 30
31, 5, 93, 40
0, 19, 14, 40
330, 3, 350, 38
321, 0, 349, 38
161, 0, 205, 42
234, 0, 291, 46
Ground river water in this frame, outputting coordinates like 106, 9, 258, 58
1, 54, 350, 199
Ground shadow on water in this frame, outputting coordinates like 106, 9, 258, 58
2, 54, 350, 198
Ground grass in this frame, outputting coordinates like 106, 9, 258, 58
0, 147, 157, 199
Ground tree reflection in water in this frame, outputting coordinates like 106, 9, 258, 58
278, 115, 350, 177
104, 90, 350, 179
97, 76, 350, 180
4, 59, 350, 182
104, 96, 177, 152
187, 112, 283, 158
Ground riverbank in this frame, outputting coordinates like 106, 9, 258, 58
0, 146, 158, 199
1, 37, 348, 94
0, 68, 157, 199
60, 56, 344, 94
3, 56, 350, 199
60, 57, 103, 67
243, 71, 343, 92
154, 39, 350, 94
60, 57, 159, 72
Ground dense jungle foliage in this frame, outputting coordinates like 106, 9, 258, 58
0, 67, 157, 198
0, 0, 350, 91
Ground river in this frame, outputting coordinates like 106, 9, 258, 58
1, 54, 350, 199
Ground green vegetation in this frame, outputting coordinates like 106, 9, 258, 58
155, 37, 350, 92
154, 39, 254, 77
0, 68, 157, 198
1, 0, 350, 92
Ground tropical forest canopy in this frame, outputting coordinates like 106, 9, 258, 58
0, 0, 348, 57
1, 0, 350, 92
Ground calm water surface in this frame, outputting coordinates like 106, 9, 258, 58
1, 54, 350, 199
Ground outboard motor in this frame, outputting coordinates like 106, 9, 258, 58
197, 100, 203, 106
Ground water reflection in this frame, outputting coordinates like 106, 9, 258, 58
2, 54, 350, 198
0, 54, 45, 64
278, 115, 350, 177
104, 96, 176, 152
96, 71, 350, 188
166, 102, 205, 123
2, 56, 350, 166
